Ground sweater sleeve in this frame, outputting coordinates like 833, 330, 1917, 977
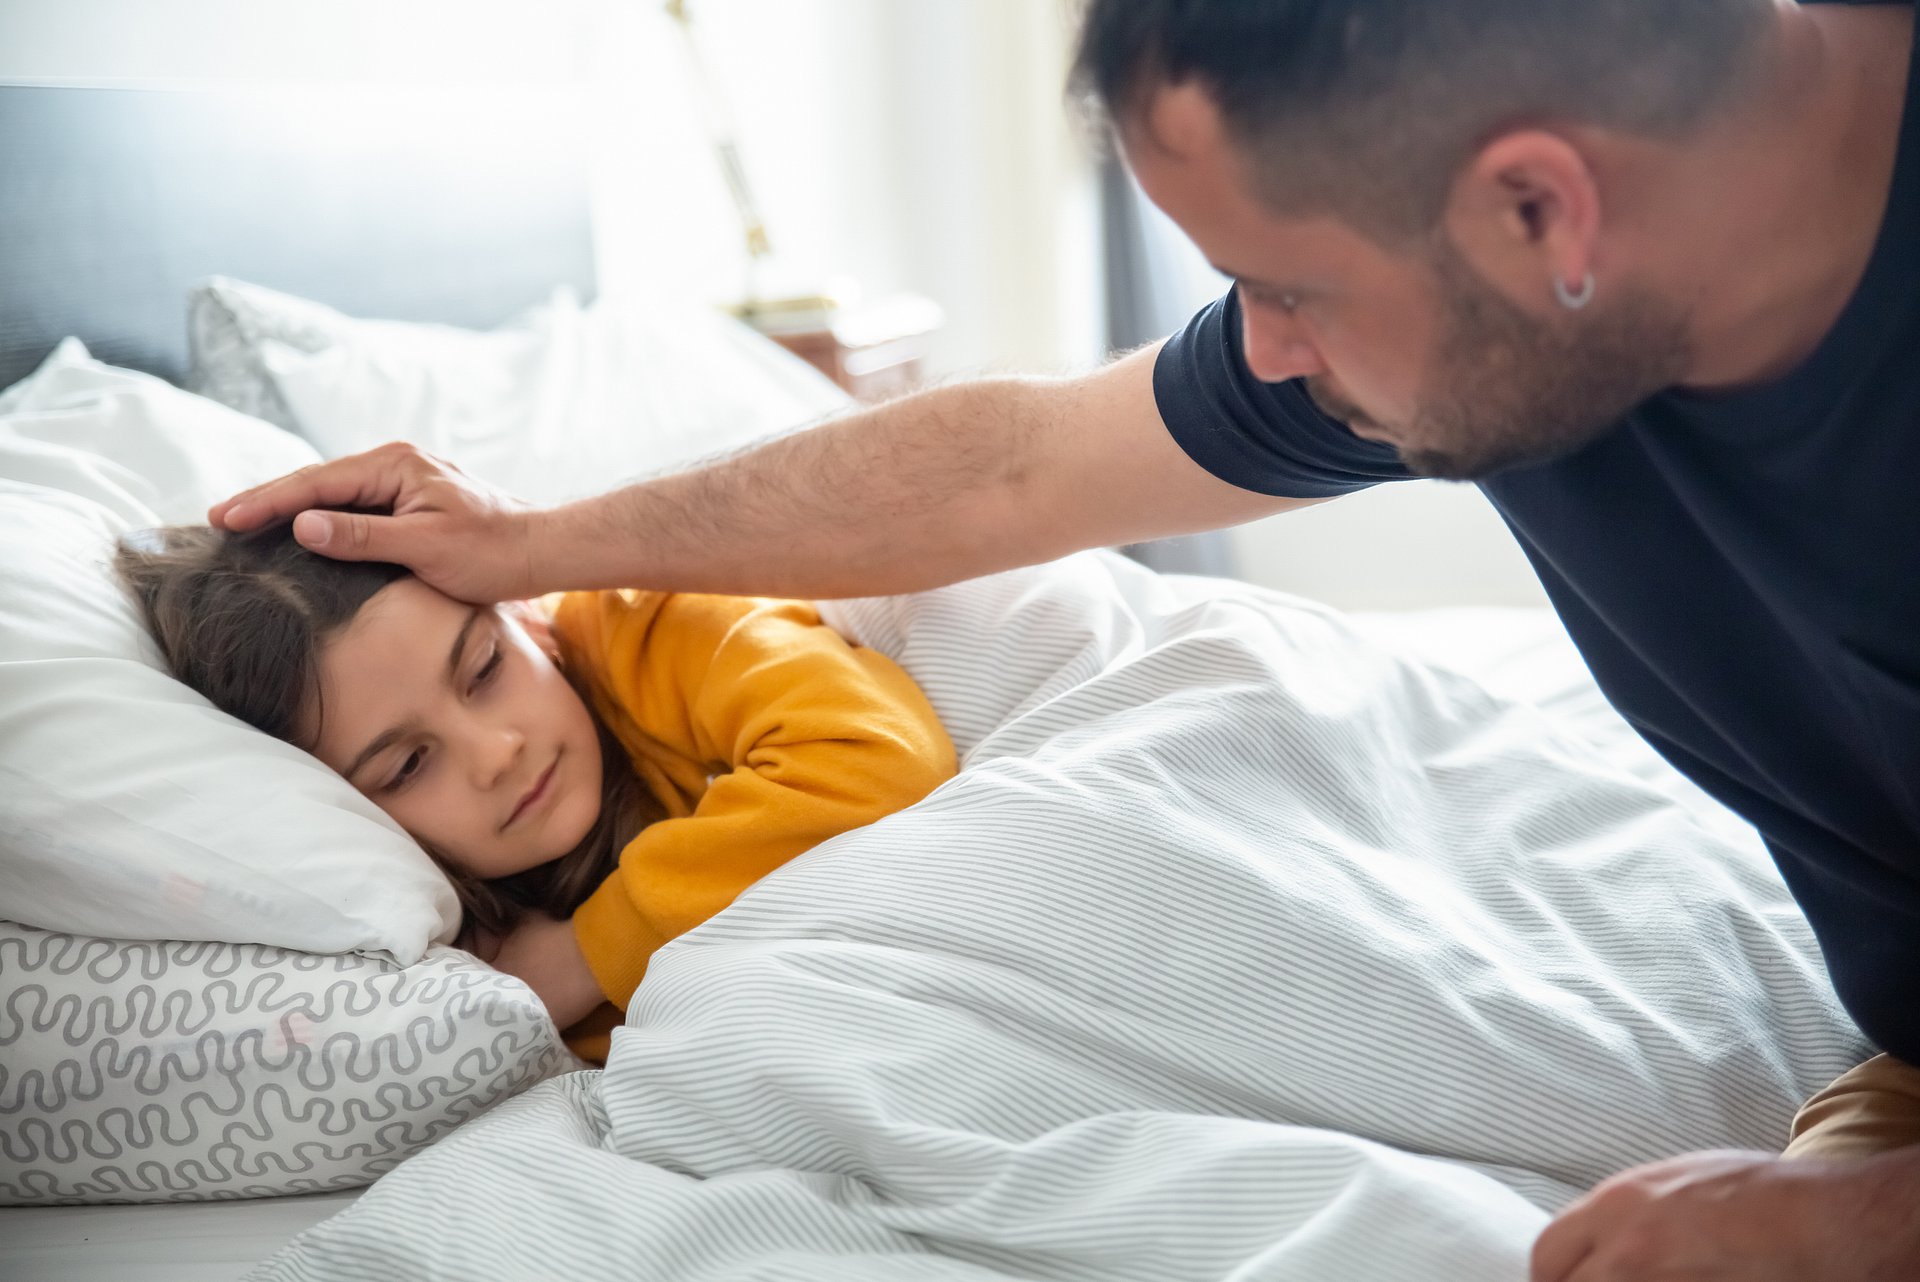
554, 590, 956, 1008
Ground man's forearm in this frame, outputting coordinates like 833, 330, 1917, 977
530, 375, 1074, 598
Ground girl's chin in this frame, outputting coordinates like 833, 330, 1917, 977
549, 792, 602, 857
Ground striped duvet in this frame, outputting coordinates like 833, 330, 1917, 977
251, 552, 1868, 1281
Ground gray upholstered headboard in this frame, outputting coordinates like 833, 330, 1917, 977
0, 81, 597, 391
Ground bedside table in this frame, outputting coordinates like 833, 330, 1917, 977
741, 294, 944, 403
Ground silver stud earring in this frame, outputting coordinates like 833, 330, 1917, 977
1553, 272, 1596, 311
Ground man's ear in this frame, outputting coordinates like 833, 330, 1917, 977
502, 600, 562, 663
1441, 128, 1602, 311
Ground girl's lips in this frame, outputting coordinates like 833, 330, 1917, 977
505, 754, 558, 830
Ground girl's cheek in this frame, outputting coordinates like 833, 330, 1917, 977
380, 786, 440, 848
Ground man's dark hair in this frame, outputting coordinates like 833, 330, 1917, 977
1071, 0, 1773, 240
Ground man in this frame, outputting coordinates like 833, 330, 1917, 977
216, 1, 1919, 1276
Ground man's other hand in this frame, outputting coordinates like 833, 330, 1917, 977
210, 442, 543, 603
1532, 1147, 1920, 1281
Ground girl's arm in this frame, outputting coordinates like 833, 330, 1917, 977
488, 912, 607, 1032
552, 590, 957, 1008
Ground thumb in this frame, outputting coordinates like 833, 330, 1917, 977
293, 509, 401, 562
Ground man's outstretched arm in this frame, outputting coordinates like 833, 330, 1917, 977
212, 343, 1317, 602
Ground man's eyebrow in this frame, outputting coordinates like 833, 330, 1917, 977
343, 607, 482, 782
1221, 269, 1288, 294
1210, 260, 1269, 284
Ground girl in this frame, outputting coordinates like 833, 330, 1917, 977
116, 520, 956, 1061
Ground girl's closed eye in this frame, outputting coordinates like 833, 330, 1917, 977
384, 747, 428, 794
473, 647, 503, 692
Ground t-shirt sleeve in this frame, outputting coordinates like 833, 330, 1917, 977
1153, 288, 1413, 498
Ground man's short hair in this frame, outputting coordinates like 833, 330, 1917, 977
1072, 0, 1773, 239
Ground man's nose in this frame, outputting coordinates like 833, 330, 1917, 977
1241, 305, 1327, 384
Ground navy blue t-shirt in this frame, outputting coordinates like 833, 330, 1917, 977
1154, 8, 1920, 1058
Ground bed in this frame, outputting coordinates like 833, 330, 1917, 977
0, 78, 1865, 1282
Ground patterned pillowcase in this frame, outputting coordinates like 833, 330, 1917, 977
0, 920, 578, 1205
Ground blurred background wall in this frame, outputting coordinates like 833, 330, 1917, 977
0, 0, 1548, 611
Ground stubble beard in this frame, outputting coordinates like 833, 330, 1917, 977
1325, 240, 1693, 482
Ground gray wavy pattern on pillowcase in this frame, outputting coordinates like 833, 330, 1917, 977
0, 925, 570, 1205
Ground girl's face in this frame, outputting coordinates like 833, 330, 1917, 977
306, 578, 604, 879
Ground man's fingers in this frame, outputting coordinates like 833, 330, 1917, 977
292, 508, 405, 563
212, 452, 414, 532
1530, 1205, 1596, 1282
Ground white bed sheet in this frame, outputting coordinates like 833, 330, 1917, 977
0, 1190, 361, 1282
0, 599, 1773, 1281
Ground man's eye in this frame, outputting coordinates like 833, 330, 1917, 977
384, 749, 426, 793
1242, 283, 1301, 314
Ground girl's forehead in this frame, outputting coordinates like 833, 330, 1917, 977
350, 576, 464, 630
335, 579, 496, 659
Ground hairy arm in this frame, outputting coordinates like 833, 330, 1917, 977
213, 342, 1320, 601
531, 342, 1319, 598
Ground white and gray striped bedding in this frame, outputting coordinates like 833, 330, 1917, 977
250, 553, 1869, 1282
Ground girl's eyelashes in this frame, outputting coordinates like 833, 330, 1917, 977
384, 747, 427, 793
471, 644, 503, 694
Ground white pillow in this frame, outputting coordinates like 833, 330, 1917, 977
0, 479, 456, 957
0, 350, 569, 1208
0, 347, 460, 960
188, 278, 851, 502
0, 338, 322, 525
0, 919, 575, 1205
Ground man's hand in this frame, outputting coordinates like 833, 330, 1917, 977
209, 442, 544, 604
1532, 1147, 1920, 1281
484, 911, 606, 1032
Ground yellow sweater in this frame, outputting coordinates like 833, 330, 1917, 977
549, 589, 956, 1062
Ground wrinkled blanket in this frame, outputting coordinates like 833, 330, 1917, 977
252, 553, 1866, 1282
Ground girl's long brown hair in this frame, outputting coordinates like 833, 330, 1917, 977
114, 522, 659, 949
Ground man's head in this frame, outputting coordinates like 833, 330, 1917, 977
1073, 0, 1772, 477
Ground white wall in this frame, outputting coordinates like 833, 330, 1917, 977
592, 0, 1104, 376
0, 0, 1102, 378
0, 0, 1547, 611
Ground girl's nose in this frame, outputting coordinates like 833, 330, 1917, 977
474, 723, 527, 790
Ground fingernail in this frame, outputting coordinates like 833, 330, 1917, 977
221, 502, 247, 527
293, 511, 331, 546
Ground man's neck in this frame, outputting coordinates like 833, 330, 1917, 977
1662, 2, 1913, 391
